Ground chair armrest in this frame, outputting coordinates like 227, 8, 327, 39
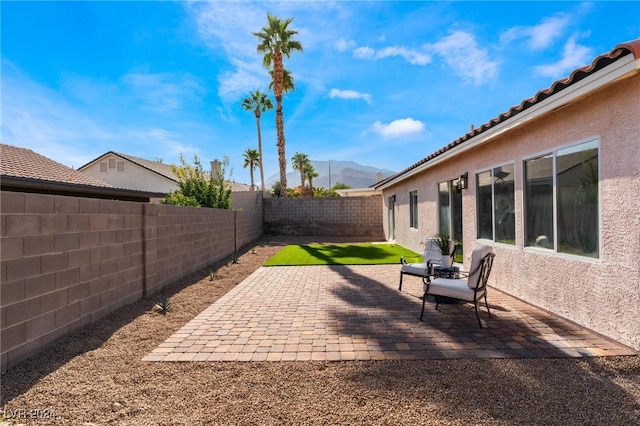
457, 270, 470, 278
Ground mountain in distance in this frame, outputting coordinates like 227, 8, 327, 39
265, 160, 396, 190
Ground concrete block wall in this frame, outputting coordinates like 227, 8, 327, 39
263, 196, 383, 239
1, 191, 263, 371
147, 205, 236, 294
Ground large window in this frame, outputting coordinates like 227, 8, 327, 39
524, 140, 599, 258
438, 180, 463, 261
409, 190, 418, 229
476, 164, 515, 244
438, 180, 462, 241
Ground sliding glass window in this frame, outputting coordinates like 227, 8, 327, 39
524, 140, 599, 258
476, 164, 515, 244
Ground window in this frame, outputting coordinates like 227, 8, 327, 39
116, 160, 125, 172
476, 164, 515, 244
108, 158, 116, 169
524, 140, 599, 258
100, 161, 108, 173
409, 190, 418, 229
438, 180, 462, 242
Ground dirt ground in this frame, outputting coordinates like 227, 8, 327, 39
1, 237, 639, 425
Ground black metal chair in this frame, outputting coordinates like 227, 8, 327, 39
420, 246, 495, 328
399, 238, 455, 291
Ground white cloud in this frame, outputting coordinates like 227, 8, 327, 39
353, 46, 375, 59
329, 89, 372, 104
533, 36, 593, 78
335, 37, 356, 52
1, 62, 202, 168
122, 72, 204, 113
430, 31, 499, 86
500, 15, 571, 50
353, 45, 431, 65
371, 118, 424, 139
186, 2, 272, 104
216, 61, 265, 102
376, 46, 431, 65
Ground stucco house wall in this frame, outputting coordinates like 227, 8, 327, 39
81, 155, 178, 193
379, 48, 639, 351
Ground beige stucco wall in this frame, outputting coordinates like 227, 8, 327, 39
383, 73, 640, 350
82, 157, 178, 193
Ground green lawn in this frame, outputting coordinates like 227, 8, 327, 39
263, 243, 421, 266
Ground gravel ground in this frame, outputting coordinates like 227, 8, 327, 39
1, 237, 639, 425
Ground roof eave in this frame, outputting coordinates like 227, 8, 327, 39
1, 175, 165, 201
375, 51, 639, 191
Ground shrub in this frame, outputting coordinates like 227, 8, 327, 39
162, 154, 232, 209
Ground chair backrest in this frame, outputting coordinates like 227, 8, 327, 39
467, 246, 495, 289
424, 238, 456, 260
423, 239, 442, 263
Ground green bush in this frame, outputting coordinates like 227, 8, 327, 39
162, 154, 232, 209
163, 192, 200, 207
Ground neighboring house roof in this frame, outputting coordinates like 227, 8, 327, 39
79, 151, 253, 192
0, 144, 164, 201
1, 144, 112, 187
79, 151, 178, 182
374, 38, 640, 189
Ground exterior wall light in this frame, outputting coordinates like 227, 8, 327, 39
458, 172, 469, 190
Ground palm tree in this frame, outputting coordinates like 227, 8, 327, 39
254, 13, 303, 196
291, 152, 310, 188
269, 68, 295, 94
241, 91, 273, 192
304, 163, 319, 191
243, 148, 260, 191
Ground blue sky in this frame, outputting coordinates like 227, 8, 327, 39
2, 1, 639, 186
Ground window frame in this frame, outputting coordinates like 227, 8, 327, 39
476, 161, 516, 245
522, 137, 601, 260
409, 189, 419, 229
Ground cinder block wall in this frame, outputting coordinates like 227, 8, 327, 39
263, 196, 383, 239
0, 191, 262, 371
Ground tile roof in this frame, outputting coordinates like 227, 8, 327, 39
1, 144, 112, 187
374, 38, 640, 188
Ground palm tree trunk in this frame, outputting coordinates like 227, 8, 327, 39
273, 49, 287, 195
255, 113, 265, 192
276, 102, 287, 194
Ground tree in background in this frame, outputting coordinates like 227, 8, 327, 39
332, 182, 351, 190
241, 90, 273, 191
291, 152, 310, 188
304, 163, 319, 191
243, 148, 260, 191
313, 187, 340, 197
163, 154, 232, 209
254, 13, 302, 196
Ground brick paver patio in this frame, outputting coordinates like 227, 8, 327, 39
143, 264, 636, 362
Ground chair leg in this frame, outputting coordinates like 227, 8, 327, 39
420, 293, 427, 321
484, 293, 492, 318
474, 301, 483, 328
399, 272, 403, 291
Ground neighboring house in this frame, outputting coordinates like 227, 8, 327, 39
79, 152, 251, 193
0, 144, 162, 201
374, 39, 640, 351
79, 152, 255, 210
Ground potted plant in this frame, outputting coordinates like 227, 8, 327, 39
433, 233, 454, 268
